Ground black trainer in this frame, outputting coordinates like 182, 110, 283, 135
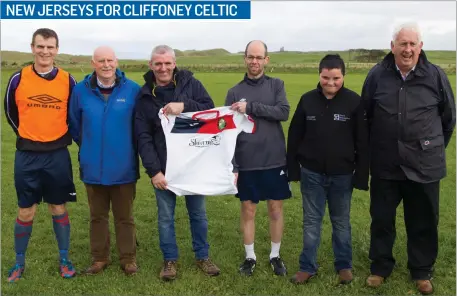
239, 258, 256, 276
270, 257, 287, 276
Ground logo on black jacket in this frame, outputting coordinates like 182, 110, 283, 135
334, 114, 350, 122
27, 94, 62, 109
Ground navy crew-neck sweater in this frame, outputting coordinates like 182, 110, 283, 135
224, 74, 290, 171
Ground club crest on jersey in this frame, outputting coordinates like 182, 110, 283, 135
218, 118, 226, 130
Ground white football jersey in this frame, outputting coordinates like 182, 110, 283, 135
159, 106, 255, 196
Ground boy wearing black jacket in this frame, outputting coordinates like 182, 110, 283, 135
287, 54, 369, 285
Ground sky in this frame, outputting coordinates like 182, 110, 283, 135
1, 1, 456, 59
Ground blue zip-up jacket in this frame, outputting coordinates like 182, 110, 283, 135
69, 69, 141, 185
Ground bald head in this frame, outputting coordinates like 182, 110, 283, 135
92, 46, 116, 61
91, 46, 118, 82
244, 40, 269, 79
244, 40, 268, 57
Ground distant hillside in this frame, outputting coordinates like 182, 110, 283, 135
183, 48, 231, 56
1, 49, 455, 72
1, 50, 92, 65
1, 48, 233, 65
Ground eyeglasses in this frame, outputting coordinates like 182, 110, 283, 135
245, 56, 266, 62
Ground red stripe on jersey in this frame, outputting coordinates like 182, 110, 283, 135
248, 115, 256, 133
197, 114, 236, 134
192, 110, 220, 121
161, 108, 169, 122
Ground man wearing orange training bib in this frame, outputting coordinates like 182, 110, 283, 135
4, 28, 78, 282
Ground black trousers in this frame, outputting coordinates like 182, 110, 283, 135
369, 177, 440, 280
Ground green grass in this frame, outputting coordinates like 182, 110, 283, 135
1, 70, 456, 296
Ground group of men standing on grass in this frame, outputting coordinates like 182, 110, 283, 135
4, 22, 455, 295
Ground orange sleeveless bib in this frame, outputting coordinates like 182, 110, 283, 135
15, 65, 70, 142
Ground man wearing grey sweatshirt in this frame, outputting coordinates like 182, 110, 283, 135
225, 40, 291, 277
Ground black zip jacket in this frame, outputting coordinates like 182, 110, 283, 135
134, 68, 215, 178
287, 84, 369, 190
362, 50, 456, 183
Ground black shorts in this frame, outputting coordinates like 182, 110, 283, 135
236, 166, 292, 204
14, 148, 77, 208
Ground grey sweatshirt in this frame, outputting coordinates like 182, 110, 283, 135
225, 74, 290, 171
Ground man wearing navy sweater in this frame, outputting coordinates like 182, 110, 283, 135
225, 40, 291, 277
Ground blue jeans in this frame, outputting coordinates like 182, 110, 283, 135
154, 188, 209, 261
299, 167, 353, 274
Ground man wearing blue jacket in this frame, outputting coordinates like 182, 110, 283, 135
69, 46, 141, 276
134, 45, 219, 281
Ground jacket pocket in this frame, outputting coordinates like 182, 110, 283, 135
419, 135, 444, 171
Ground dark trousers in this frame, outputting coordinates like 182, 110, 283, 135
85, 183, 136, 265
369, 178, 439, 280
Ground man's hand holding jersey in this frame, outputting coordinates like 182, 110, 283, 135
152, 172, 168, 190
163, 102, 184, 115
231, 102, 247, 114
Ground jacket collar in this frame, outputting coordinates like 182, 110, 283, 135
85, 68, 124, 89
316, 82, 346, 99
142, 67, 194, 91
243, 73, 267, 86
381, 50, 429, 77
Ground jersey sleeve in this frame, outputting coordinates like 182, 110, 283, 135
159, 109, 176, 134
4, 71, 21, 135
233, 112, 256, 133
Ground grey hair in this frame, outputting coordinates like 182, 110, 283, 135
392, 22, 422, 44
150, 45, 176, 61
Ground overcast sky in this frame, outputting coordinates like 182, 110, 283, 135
1, 1, 456, 59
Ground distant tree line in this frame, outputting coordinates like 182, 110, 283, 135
2, 61, 19, 66
1, 56, 455, 75
349, 49, 386, 63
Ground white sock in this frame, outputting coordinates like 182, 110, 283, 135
244, 243, 256, 261
270, 241, 281, 259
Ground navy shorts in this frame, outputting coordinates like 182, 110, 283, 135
14, 148, 77, 208
236, 166, 292, 204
